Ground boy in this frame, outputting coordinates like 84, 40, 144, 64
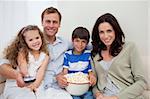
62, 27, 96, 99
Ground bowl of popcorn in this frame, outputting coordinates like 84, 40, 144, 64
64, 72, 90, 96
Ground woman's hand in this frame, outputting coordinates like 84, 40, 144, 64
56, 72, 68, 88
101, 96, 118, 99
95, 92, 104, 99
27, 83, 38, 92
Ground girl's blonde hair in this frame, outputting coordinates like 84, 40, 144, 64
4, 25, 49, 69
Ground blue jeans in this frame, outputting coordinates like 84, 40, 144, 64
72, 91, 94, 99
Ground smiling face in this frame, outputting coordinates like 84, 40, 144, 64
98, 22, 115, 49
23, 30, 42, 51
42, 13, 60, 38
72, 38, 88, 55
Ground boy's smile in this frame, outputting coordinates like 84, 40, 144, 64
72, 38, 88, 55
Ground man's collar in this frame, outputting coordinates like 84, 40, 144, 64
46, 37, 63, 45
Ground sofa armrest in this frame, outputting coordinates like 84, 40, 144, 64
0, 75, 6, 95
0, 82, 5, 95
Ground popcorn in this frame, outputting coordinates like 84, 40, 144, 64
64, 72, 89, 83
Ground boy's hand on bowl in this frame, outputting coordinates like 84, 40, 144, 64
89, 72, 96, 86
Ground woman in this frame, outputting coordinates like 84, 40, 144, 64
91, 13, 147, 99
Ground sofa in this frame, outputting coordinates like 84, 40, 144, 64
0, 75, 6, 98
0, 75, 150, 98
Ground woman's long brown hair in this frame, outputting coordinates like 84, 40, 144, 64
91, 13, 125, 60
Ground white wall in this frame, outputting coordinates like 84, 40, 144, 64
148, 0, 150, 85
0, 0, 58, 57
0, 1, 27, 57
0, 0, 149, 76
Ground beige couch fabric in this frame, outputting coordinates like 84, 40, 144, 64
0, 77, 149, 98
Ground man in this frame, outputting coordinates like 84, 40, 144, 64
0, 7, 72, 99
40, 7, 72, 99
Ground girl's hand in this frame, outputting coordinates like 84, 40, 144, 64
20, 70, 29, 77
89, 72, 96, 86
16, 72, 25, 87
27, 83, 38, 92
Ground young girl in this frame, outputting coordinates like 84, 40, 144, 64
4, 25, 49, 92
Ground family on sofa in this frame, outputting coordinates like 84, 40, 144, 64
0, 7, 148, 99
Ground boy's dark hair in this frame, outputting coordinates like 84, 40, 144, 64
72, 27, 90, 43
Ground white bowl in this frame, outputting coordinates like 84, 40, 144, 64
65, 82, 90, 96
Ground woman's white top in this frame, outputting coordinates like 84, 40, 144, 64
99, 58, 119, 96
